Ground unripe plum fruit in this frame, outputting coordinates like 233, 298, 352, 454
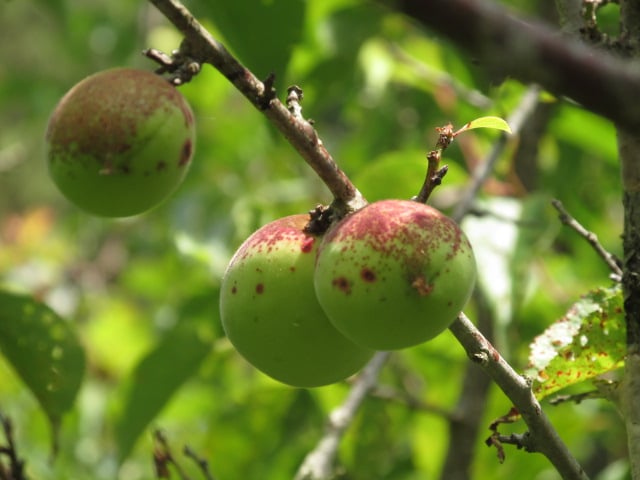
219, 214, 374, 387
45, 68, 195, 217
314, 199, 476, 350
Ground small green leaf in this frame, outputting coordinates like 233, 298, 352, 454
0, 290, 85, 443
457, 116, 512, 134
115, 323, 212, 463
525, 285, 625, 401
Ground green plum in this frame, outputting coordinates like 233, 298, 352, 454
45, 68, 195, 217
219, 214, 374, 387
314, 199, 476, 350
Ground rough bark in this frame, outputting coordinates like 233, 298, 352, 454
619, 128, 640, 478
618, 1, 640, 476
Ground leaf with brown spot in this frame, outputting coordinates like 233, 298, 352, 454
525, 285, 625, 401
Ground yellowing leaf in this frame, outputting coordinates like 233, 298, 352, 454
457, 116, 512, 135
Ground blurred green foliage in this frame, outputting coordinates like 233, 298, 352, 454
0, 0, 627, 479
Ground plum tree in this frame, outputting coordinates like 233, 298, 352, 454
219, 214, 374, 387
45, 68, 195, 217
314, 199, 476, 350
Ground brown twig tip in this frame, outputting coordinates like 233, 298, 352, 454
414, 123, 457, 203
436, 122, 455, 149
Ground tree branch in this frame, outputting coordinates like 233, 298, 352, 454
147, 0, 366, 215
146, 2, 588, 478
441, 84, 548, 479
294, 352, 391, 480
551, 198, 623, 280
616, 4, 640, 477
449, 313, 589, 480
390, 0, 640, 132
439, 292, 494, 479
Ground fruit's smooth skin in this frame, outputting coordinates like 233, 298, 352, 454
219, 215, 374, 387
46, 68, 195, 217
314, 199, 476, 350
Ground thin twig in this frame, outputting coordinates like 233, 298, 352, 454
184, 446, 216, 480
0, 414, 26, 480
551, 199, 623, 280
414, 124, 454, 203
294, 352, 391, 480
147, 0, 366, 217
153, 430, 191, 480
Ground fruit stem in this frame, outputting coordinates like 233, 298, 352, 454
414, 123, 455, 203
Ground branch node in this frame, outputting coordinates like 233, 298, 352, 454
286, 85, 305, 119
257, 73, 277, 110
143, 40, 202, 86
471, 351, 489, 365
305, 204, 334, 236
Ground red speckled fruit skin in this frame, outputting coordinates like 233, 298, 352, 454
219, 215, 373, 388
314, 200, 476, 350
46, 68, 195, 217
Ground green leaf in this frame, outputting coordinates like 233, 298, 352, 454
115, 323, 212, 463
457, 116, 512, 134
200, 0, 306, 79
525, 285, 626, 401
0, 290, 85, 439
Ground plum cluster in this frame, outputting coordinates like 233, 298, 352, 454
45, 69, 476, 388
219, 199, 477, 387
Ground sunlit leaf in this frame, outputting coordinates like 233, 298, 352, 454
456, 116, 512, 135
115, 323, 212, 463
0, 290, 85, 443
525, 285, 626, 401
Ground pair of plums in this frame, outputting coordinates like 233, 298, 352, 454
220, 200, 477, 387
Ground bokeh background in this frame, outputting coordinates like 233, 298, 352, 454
0, 0, 627, 478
